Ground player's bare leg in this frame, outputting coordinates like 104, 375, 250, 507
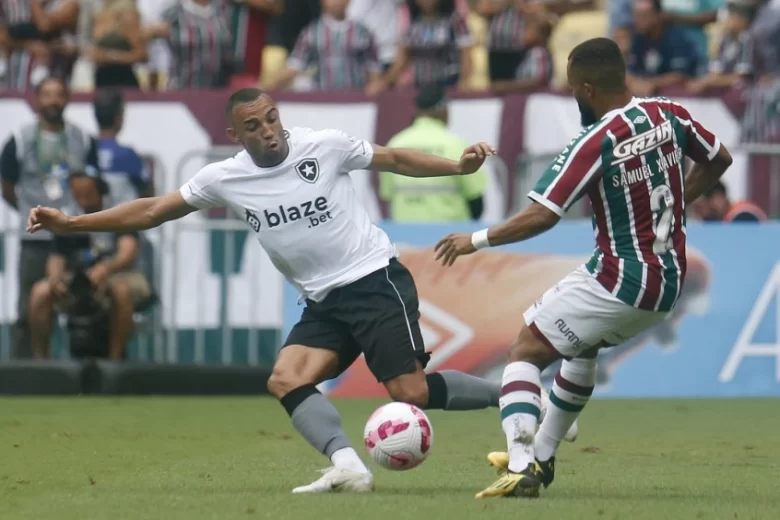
267, 345, 373, 494
476, 324, 559, 499
383, 363, 499, 411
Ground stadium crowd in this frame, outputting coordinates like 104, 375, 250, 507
0, 0, 777, 97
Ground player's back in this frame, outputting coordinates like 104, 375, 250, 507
584, 97, 720, 312
531, 96, 720, 312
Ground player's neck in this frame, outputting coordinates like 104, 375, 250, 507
595, 92, 634, 120
99, 129, 117, 140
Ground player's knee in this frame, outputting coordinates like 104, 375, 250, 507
387, 381, 429, 409
267, 365, 305, 400
507, 325, 560, 369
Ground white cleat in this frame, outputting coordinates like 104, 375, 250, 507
291, 467, 374, 494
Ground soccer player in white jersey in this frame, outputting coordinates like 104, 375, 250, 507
434, 38, 734, 499
28, 88, 511, 494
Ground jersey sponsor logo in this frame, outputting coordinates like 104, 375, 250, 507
296, 158, 320, 183
611, 120, 673, 166
262, 196, 334, 229
245, 209, 261, 232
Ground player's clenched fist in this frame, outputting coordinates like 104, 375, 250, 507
27, 206, 71, 234
434, 232, 476, 266
458, 142, 496, 175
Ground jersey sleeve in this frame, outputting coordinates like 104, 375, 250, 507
179, 162, 226, 209
529, 129, 605, 216
667, 101, 721, 163
315, 129, 375, 172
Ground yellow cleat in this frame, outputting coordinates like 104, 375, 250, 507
487, 452, 510, 474
475, 463, 541, 499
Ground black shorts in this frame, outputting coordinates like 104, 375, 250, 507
283, 259, 429, 382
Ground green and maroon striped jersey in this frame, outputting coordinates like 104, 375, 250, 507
530, 97, 721, 312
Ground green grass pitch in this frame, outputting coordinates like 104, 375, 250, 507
1, 397, 779, 520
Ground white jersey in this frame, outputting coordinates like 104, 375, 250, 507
180, 127, 398, 302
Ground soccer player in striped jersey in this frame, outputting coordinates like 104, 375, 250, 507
434, 37, 734, 499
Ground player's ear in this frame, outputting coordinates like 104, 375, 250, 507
226, 127, 240, 143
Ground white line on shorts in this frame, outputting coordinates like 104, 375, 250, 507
384, 267, 417, 351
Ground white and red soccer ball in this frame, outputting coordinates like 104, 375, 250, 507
363, 402, 434, 470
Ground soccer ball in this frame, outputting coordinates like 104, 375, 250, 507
363, 402, 434, 470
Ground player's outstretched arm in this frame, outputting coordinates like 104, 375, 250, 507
370, 142, 495, 178
27, 191, 198, 235
683, 143, 733, 204
434, 202, 559, 266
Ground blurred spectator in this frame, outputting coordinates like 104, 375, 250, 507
661, 0, 723, 74
348, 0, 402, 71
136, 0, 177, 90
687, 0, 755, 93
481, 0, 529, 82
491, 12, 553, 93
369, 0, 474, 94
627, 0, 700, 97
143, 0, 235, 89
93, 89, 152, 205
749, 0, 780, 80
691, 181, 767, 221
86, 0, 147, 89
273, 0, 320, 53
380, 85, 487, 222
0, 0, 80, 90
740, 0, 780, 143
0, 77, 99, 358
608, 0, 632, 37
226, 0, 283, 82
28, 172, 151, 360
266, 0, 381, 92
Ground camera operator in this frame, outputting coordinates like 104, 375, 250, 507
27, 170, 152, 360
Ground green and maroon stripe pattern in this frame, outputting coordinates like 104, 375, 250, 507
499, 380, 541, 421
165, 4, 233, 89
532, 98, 719, 312
549, 372, 593, 413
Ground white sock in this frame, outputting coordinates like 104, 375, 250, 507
499, 361, 542, 473
330, 447, 370, 474
535, 357, 596, 461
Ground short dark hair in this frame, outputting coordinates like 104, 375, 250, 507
93, 89, 124, 130
415, 85, 447, 111
35, 77, 68, 97
568, 37, 627, 93
652, 0, 663, 13
225, 88, 268, 119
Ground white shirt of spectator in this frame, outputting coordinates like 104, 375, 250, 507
347, 0, 402, 66
180, 127, 398, 303
136, 0, 178, 73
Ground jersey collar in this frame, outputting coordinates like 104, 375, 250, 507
600, 97, 639, 121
